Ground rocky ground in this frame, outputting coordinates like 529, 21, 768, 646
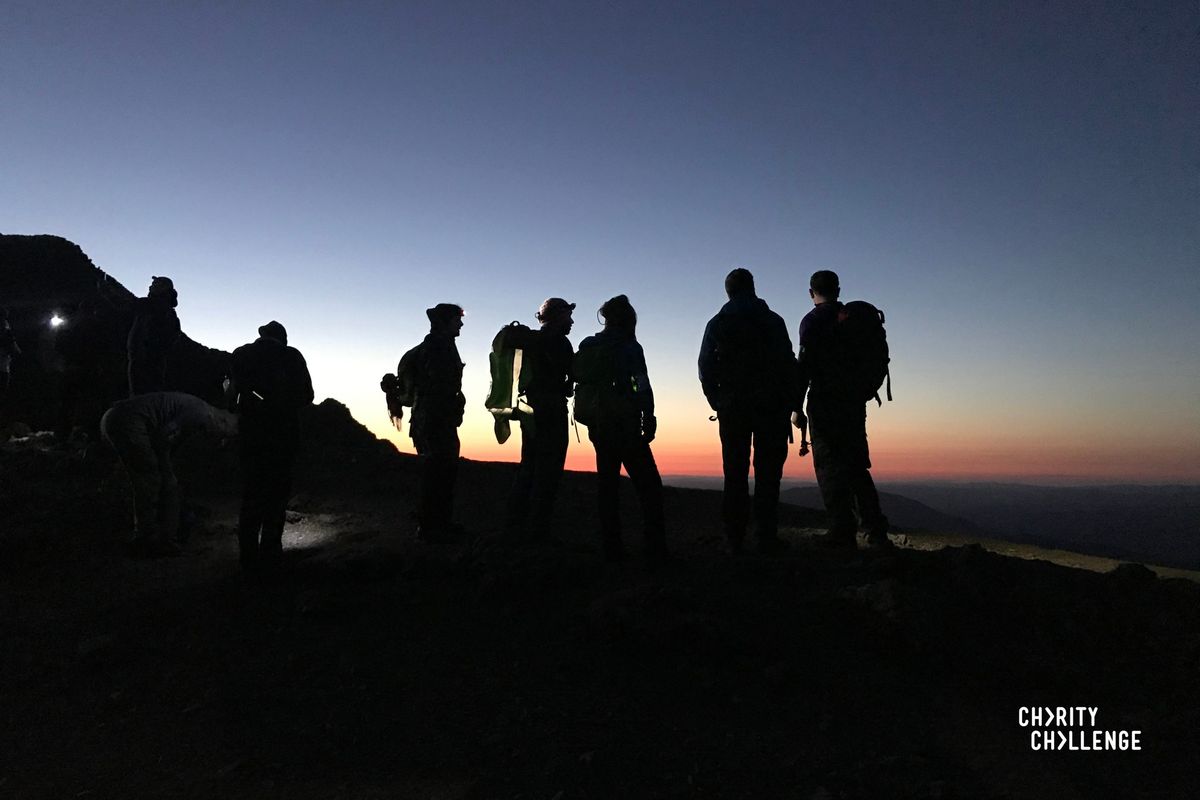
2, 401, 1197, 799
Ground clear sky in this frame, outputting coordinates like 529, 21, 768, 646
3, 1, 1197, 483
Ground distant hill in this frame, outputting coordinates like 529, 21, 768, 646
778, 485, 985, 537
668, 476, 1200, 570
888, 482, 1200, 571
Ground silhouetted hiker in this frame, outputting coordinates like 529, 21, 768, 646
503, 297, 575, 542
100, 391, 238, 557
127, 276, 181, 396
699, 268, 797, 555
391, 304, 467, 542
229, 321, 314, 573
796, 270, 891, 550
0, 307, 19, 417
574, 295, 668, 564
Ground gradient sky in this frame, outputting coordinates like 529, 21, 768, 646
3, 1, 1197, 482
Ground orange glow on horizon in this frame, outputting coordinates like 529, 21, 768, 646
362, 414, 1200, 484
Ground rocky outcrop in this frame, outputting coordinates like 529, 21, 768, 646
0, 233, 229, 429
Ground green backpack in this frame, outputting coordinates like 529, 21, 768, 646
485, 322, 534, 443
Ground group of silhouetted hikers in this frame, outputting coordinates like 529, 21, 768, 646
4, 276, 315, 571
99, 277, 315, 570
4, 266, 893, 575
383, 266, 893, 568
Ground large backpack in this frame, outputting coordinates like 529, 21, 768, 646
572, 340, 637, 428
834, 300, 892, 405
380, 342, 425, 429
484, 321, 534, 443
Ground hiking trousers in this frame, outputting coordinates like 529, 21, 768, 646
238, 425, 298, 569
505, 402, 568, 539
100, 405, 181, 546
412, 421, 461, 532
718, 408, 790, 543
808, 400, 888, 539
591, 429, 666, 559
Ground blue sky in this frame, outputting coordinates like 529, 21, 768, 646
3, 1, 1197, 480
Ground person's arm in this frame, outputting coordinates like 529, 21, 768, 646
225, 348, 244, 408
291, 350, 315, 406
561, 338, 575, 398
630, 342, 655, 414
795, 316, 813, 416
773, 313, 799, 401
697, 317, 719, 410
631, 342, 657, 443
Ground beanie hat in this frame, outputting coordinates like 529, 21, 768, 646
258, 320, 288, 344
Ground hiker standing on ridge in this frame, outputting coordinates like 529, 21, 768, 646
796, 270, 891, 550
393, 304, 467, 542
228, 321, 314, 573
503, 297, 575, 543
699, 268, 797, 555
127, 276, 181, 396
574, 295, 668, 564
101, 391, 238, 557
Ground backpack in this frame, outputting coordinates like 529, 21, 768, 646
709, 308, 788, 410
235, 343, 297, 415
380, 342, 425, 429
572, 340, 637, 428
834, 300, 892, 405
484, 322, 534, 443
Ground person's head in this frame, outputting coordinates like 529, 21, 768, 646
725, 268, 755, 299
599, 294, 637, 337
809, 270, 840, 303
426, 303, 465, 337
148, 276, 178, 308
536, 297, 575, 335
258, 320, 288, 345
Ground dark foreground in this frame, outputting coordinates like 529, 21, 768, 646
2, 406, 1197, 799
